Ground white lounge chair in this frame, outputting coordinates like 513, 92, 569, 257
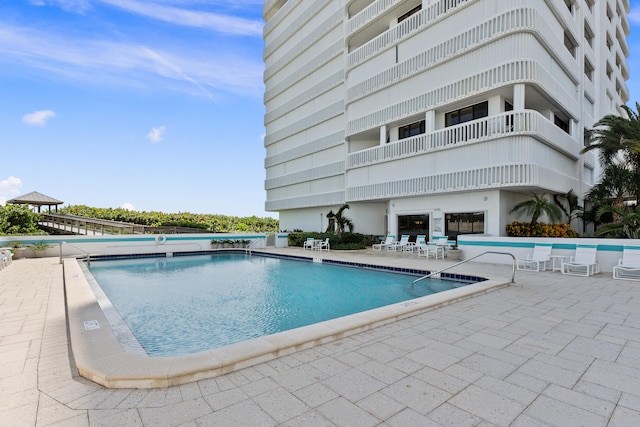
516, 243, 553, 272
561, 244, 599, 276
388, 235, 410, 252
0, 249, 12, 269
303, 238, 315, 250
372, 235, 395, 251
613, 246, 640, 281
316, 238, 330, 252
404, 235, 426, 253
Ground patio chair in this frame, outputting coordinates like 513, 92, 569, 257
316, 238, 330, 252
303, 238, 315, 250
435, 236, 450, 258
561, 244, 599, 276
516, 243, 553, 272
372, 235, 395, 251
613, 246, 640, 281
0, 249, 12, 269
387, 235, 410, 252
404, 235, 426, 253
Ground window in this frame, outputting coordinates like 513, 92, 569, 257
564, 0, 573, 14
584, 22, 594, 47
397, 215, 429, 241
554, 115, 570, 133
445, 101, 489, 127
583, 128, 591, 147
564, 32, 577, 58
584, 58, 594, 81
445, 212, 485, 240
398, 120, 425, 140
505, 101, 514, 129
398, 4, 421, 23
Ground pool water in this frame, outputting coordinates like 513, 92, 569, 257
87, 253, 471, 357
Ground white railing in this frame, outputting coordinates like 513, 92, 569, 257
347, 0, 403, 35
264, 0, 329, 55
264, 9, 342, 80
265, 161, 345, 190
265, 131, 344, 168
348, 0, 472, 68
264, 39, 343, 103
265, 191, 345, 211
347, 110, 579, 169
346, 163, 546, 202
348, 7, 539, 102
264, 101, 344, 147
346, 59, 580, 137
265, 71, 343, 125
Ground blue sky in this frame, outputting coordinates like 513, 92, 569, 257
1, 1, 640, 218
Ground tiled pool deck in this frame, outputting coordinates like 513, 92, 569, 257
1, 249, 639, 426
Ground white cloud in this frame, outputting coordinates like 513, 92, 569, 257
0, 176, 23, 205
22, 109, 56, 126
0, 23, 265, 99
98, 0, 263, 36
147, 125, 166, 143
32, 0, 92, 13
120, 202, 136, 210
630, 5, 640, 25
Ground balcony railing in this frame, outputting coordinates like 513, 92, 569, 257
347, 110, 580, 169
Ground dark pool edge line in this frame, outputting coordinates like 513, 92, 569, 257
64, 257, 509, 389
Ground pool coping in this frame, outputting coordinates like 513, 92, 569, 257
64, 254, 510, 389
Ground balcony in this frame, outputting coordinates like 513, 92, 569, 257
347, 110, 581, 169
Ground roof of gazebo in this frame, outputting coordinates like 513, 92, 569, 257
7, 191, 63, 206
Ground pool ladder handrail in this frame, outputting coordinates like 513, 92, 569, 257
412, 251, 516, 284
59, 241, 92, 266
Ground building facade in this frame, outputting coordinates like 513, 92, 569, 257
262, 0, 630, 240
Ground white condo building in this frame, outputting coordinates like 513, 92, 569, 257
262, 0, 630, 240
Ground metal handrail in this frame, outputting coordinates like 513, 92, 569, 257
412, 251, 517, 284
59, 241, 92, 266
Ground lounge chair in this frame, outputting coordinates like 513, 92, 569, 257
388, 235, 410, 252
303, 238, 315, 250
372, 235, 395, 251
516, 243, 553, 272
613, 246, 640, 281
404, 235, 426, 253
0, 249, 12, 269
561, 244, 599, 276
316, 238, 330, 251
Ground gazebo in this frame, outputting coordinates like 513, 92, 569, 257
7, 191, 64, 213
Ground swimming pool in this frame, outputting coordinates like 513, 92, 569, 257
64, 249, 507, 388
86, 253, 475, 357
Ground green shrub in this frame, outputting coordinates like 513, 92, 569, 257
505, 221, 578, 237
0, 204, 46, 236
288, 232, 372, 250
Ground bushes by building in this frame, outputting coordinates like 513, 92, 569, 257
288, 232, 373, 250
505, 221, 578, 238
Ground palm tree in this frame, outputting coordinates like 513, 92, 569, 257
325, 210, 335, 233
582, 102, 640, 203
333, 204, 354, 238
595, 205, 640, 238
553, 189, 583, 223
583, 163, 635, 228
587, 163, 635, 209
510, 193, 562, 226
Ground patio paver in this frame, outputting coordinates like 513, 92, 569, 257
1, 249, 639, 426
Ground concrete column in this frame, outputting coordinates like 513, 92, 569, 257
380, 125, 387, 145
425, 110, 435, 132
513, 83, 525, 110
